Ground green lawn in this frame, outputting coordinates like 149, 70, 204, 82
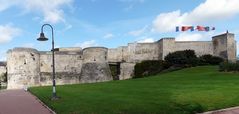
30, 66, 239, 114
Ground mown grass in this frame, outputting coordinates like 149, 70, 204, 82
30, 66, 239, 114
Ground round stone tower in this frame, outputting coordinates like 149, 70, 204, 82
80, 47, 112, 83
7, 48, 40, 89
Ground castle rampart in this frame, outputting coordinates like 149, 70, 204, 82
3, 32, 237, 89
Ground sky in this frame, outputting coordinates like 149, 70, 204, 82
0, 0, 239, 60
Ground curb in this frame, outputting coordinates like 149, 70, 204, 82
200, 106, 239, 114
27, 91, 56, 114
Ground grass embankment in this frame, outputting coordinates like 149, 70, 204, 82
30, 66, 239, 114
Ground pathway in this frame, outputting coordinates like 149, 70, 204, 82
202, 106, 239, 114
0, 89, 54, 114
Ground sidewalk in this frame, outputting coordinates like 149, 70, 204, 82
202, 106, 239, 114
0, 89, 53, 114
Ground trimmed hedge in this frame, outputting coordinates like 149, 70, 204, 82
199, 54, 224, 65
134, 60, 170, 78
219, 62, 239, 72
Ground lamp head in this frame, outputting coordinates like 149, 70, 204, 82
37, 32, 48, 41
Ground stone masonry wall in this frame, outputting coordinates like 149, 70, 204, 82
159, 38, 175, 60
119, 62, 135, 80
7, 48, 40, 89
80, 47, 112, 83
175, 41, 213, 56
39, 50, 83, 86
5, 32, 237, 89
212, 32, 237, 62
132, 43, 159, 63
226, 33, 237, 62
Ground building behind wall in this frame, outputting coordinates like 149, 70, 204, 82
5, 32, 237, 89
0, 62, 7, 83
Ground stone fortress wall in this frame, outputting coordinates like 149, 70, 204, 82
4, 32, 237, 89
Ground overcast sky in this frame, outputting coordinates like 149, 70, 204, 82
0, 0, 239, 60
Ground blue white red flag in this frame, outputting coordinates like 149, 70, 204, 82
176, 26, 215, 32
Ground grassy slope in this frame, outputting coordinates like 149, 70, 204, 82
30, 66, 239, 114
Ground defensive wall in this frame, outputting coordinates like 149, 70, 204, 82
3, 32, 237, 89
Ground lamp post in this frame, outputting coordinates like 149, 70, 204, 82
37, 24, 58, 100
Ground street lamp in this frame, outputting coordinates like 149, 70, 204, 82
37, 24, 58, 100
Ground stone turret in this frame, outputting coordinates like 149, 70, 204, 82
7, 48, 40, 89
80, 47, 112, 83
212, 32, 237, 62
158, 38, 176, 60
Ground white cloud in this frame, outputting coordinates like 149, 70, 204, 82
24, 0, 73, 24
137, 37, 154, 43
0, 0, 73, 24
152, 0, 239, 33
175, 32, 214, 41
0, 25, 21, 44
103, 33, 114, 39
129, 26, 148, 36
176, 33, 203, 41
74, 40, 98, 48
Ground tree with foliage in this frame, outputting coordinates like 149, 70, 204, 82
164, 50, 198, 67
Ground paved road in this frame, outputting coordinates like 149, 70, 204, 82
0, 89, 53, 114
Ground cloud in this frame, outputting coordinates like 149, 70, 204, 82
129, 26, 148, 36
175, 32, 214, 41
152, 0, 239, 33
0, 0, 73, 24
137, 37, 154, 43
176, 33, 203, 41
0, 25, 21, 44
103, 33, 114, 39
74, 40, 98, 48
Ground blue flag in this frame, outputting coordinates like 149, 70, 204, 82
176, 26, 179, 32
190, 26, 194, 31
205, 26, 210, 31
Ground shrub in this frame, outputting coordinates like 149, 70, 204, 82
164, 50, 199, 67
134, 60, 170, 78
219, 62, 239, 72
0, 73, 7, 82
199, 54, 224, 65
174, 102, 205, 114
